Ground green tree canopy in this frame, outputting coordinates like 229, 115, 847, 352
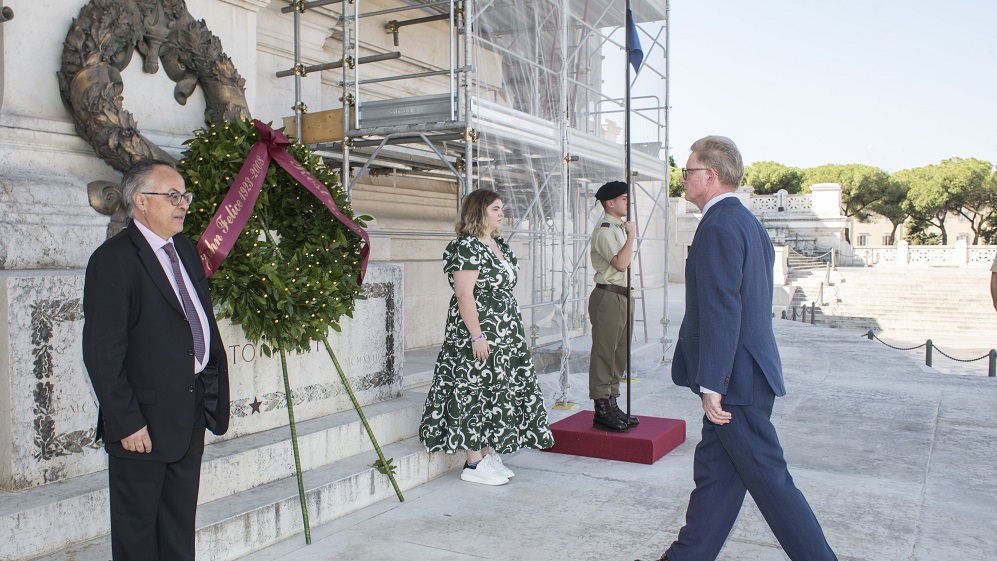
903, 216, 942, 245
898, 158, 993, 245
980, 171, 997, 244
668, 155, 684, 197
742, 161, 805, 195
865, 178, 909, 244
802, 164, 892, 221
943, 158, 995, 244
897, 164, 949, 244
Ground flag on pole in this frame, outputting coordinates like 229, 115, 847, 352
626, 8, 644, 75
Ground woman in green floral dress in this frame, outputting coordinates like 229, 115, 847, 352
419, 189, 554, 486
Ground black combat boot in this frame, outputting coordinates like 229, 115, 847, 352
609, 396, 640, 427
593, 399, 628, 432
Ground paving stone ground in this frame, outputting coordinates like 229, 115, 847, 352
241, 287, 997, 561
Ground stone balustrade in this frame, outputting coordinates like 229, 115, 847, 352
851, 240, 996, 268
746, 185, 837, 216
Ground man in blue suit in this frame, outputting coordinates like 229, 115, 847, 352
641, 137, 836, 561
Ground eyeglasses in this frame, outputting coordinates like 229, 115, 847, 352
681, 167, 709, 179
142, 191, 194, 206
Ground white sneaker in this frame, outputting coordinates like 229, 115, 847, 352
483, 453, 515, 478
460, 460, 509, 486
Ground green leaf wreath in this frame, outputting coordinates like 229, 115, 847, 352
177, 118, 369, 354
177, 119, 402, 539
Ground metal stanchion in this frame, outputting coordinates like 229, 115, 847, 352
989, 350, 996, 378
925, 339, 933, 368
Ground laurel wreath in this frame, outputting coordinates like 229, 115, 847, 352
58, 0, 251, 172
178, 119, 370, 354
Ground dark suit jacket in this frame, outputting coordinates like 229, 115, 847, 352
672, 197, 785, 406
83, 220, 229, 463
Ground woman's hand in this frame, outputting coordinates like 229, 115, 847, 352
471, 336, 490, 362
453, 269, 489, 362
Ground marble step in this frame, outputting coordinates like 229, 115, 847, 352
2, 392, 447, 561
825, 307, 997, 320
29, 435, 462, 561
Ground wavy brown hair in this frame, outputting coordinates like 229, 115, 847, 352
456, 189, 502, 237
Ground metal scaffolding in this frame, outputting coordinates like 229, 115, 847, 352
277, 0, 669, 405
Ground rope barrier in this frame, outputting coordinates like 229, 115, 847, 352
933, 346, 989, 363
864, 332, 926, 352
864, 330, 996, 376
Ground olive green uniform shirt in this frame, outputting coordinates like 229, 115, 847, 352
591, 213, 628, 287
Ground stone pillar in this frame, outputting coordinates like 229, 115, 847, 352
772, 245, 789, 286
809, 183, 844, 217
955, 238, 969, 267
897, 240, 910, 268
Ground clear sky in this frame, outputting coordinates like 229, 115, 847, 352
664, 0, 997, 172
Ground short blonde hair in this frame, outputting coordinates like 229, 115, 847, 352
456, 189, 502, 237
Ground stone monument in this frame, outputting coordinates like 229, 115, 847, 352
0, 0, 402, 495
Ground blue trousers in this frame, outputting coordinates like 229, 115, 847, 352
666, 366, 837, 561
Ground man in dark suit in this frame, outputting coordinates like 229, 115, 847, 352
83, 159, 229, 561
642, 137, 836, 561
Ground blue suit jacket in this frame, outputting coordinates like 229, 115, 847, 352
672, 197, 785, 406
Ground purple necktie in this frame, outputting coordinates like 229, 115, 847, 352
163, 242, 206, 362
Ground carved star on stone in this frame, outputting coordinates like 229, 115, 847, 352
250, 397, 262, 414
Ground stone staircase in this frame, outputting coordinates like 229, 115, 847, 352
786, 267, 997, 343
5, 389, 461, 561
786, 247, 831, 271
783, 269, 837, 323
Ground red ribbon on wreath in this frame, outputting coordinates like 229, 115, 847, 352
196, 120, 370, 284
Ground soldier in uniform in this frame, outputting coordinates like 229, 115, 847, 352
588, 180, 640, 432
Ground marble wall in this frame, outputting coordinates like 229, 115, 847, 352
0, 263, 401, 491
0, 0, 412, 491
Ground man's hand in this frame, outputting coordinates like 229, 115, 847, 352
623, 220, 636, 239
702, 393, 731, 425
121, 426, 152, 453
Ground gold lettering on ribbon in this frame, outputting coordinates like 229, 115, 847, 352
214, 154, 266, 234
197, 120, 369, 280
288, 159, 334, 204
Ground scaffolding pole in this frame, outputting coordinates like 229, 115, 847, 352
276, 0, 670, 407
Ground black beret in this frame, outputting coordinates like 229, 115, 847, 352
595, 181, 628, 201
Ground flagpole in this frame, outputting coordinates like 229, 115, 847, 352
624, 0, 634, 426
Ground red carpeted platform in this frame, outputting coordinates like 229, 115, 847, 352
543, 411, 686, 465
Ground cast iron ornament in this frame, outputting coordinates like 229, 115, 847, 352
58, 0, 251, 181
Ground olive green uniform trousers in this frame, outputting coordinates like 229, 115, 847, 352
588, 287, 633, 399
